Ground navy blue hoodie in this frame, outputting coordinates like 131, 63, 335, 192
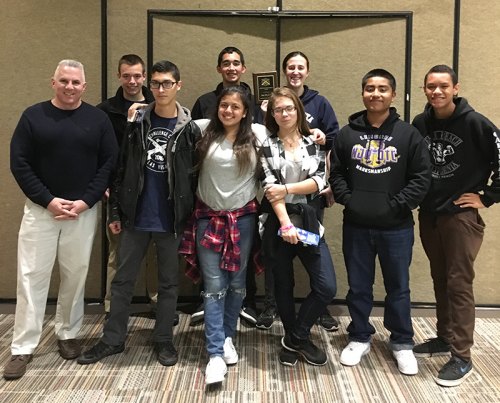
330, 107, 431, 228
412, 97, 500, 214
300, 86, 339, 151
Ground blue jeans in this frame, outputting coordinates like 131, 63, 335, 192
343, 224, 414, 349
197, 213, 256, 357
264, 238, 336, 340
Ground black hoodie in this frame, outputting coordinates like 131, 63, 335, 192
191, 82, 255, 120
412, 97, 500, 214
330, 107, 431, 228
97, 86, 155, 147
299, 86, 339, 151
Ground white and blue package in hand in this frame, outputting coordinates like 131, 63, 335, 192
277, 227, 320, 246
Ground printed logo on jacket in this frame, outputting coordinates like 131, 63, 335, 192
352, 134, 399, 174
425, 130, 463, 179
145, 128, 174, 172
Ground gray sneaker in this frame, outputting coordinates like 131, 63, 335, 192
413, 337, 450, 357
435, 356, 473, 387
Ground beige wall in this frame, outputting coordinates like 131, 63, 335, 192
1, 0, 498, 305
0, 1, 103, 299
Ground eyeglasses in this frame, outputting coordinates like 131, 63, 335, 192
271, 105, 296, 116
150, 80, 177, 90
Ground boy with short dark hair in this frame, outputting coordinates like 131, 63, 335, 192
330, 68, 431, 376
78, 60, 201, 367
97, 54, 156, 317
412, 64, 500, 387
191, 46, 253, 120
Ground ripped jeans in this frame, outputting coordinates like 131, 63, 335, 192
196, 213, 256, 357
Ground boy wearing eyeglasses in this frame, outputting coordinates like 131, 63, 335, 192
78, 60, 201, 367
329, 69, 431, 376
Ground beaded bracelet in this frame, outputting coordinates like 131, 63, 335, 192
280, 224, 295, 233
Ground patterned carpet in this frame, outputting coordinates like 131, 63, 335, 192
0, 311, 499, 402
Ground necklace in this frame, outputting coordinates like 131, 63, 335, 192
280, 134, 303, 162
281, 134, 301, 150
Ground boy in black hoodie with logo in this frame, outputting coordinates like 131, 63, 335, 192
330, 69, 431, 376
412, 65, 500, 387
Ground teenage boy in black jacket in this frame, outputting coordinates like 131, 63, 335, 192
412, 65, 500, 387
97, 54, 155, 317
78, 60, 201, 367
330, 69, 431, 376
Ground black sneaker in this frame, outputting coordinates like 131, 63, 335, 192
256, 307, 277, 330
281, 334, 327, 366
173, 312, 180, 327
155, 341, 178, 367
278, 347, 299, 367
435, 356, 473, 387
77, 340, 125, 365
190, 304, 204, 326
149, 301, 157, 318
317, 313, 339, 332
240, 306, 258, 325
413, 337, 450, 357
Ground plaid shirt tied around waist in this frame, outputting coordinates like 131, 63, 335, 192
179, 198, 260, 283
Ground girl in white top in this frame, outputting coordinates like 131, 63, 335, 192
181, 86, 266, 385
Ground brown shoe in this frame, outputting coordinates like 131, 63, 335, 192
4, 354, 33, 380
58, 339, 81, 360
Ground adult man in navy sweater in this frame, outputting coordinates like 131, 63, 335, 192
5, 60, 118, 380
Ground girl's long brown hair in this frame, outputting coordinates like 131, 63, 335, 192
196, 86, 257, 175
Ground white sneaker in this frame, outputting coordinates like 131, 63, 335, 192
340, 341, 371, 366
205, 356, 227, 385
393, 349, 418, 375
223, 337, 238, 365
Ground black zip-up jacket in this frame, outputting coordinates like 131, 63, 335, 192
97, 86, 155, 146
191, 82, 257, 120
330, 107, 431, 229
412, 97, 500, 214
109, 102, 201, 237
